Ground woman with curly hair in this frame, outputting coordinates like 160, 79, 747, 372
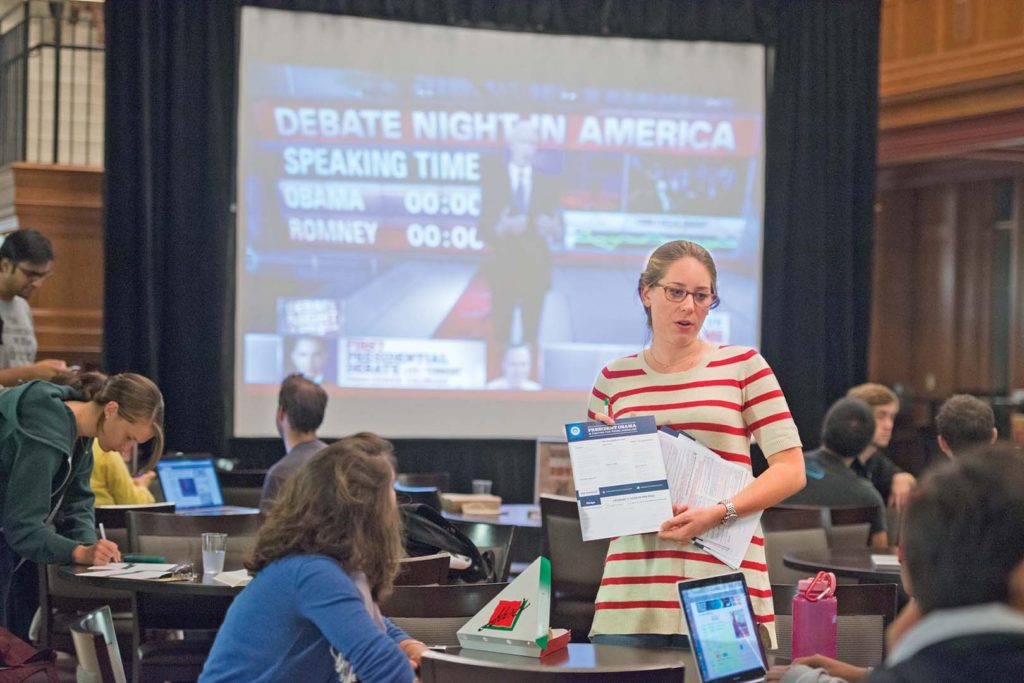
199, 433, 425, 683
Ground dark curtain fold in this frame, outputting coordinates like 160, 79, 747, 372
104, 0, 879, 461
104, 0, 237, 451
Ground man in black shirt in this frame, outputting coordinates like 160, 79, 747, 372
784, 396, 888, 548
846, 383, 917, 509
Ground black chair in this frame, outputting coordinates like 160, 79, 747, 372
397, 471, 450, 492
771, 582, 898, 667
540, 495, 609, 642
394, 553, 450, 586
394, 483, 442, 510
126, 511, 262, 683
450, 521, 516, 582
761, 506, 829, 584
379, 582, 506, 646
70, 606, 128, 683
826, 505, 877, 549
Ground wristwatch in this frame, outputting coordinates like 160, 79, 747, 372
717, 499, 738, 527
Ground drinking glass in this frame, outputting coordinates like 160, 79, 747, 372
202, 532, 228, 574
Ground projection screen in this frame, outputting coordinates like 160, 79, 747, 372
234, 8, 766, 439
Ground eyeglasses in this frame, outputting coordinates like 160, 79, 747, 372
651, 283, 720, 310
17, 265, 53, 282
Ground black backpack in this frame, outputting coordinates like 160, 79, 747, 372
400, 503, 493, 583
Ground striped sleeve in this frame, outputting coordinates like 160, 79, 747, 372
739, 352, 801, 456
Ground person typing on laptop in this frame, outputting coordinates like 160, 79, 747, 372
768, 443, 1024, 683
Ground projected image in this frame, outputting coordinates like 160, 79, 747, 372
235, 11, 765, 438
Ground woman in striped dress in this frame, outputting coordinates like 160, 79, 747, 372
588, 240, 805, 649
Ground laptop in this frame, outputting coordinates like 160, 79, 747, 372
677, 573, 768, 683
156, 459, 259, 515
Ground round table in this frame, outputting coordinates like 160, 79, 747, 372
60, 564, 244, 596
422, 643, 698, 683
782, 548, 903, 583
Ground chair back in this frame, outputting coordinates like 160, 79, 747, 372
394, 553, 450, 586
127, 511, 262, 570
395, 484, 442, 510
419, 650, 685, 682
216, 469, 267, 488
380, 582, 506, 646
450, 521, 516, 582
770, 582, 898, 667
70, 606, 127, 683
95, 502, 176, 552
826, 505, 875, 549
540, 495, 609, 640
761, 507, 829, 584
397, 471, 450, 492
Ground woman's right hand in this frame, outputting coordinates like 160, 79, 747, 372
71, 539, 121, 565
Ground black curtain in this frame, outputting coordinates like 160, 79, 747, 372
105, 0, 879, 466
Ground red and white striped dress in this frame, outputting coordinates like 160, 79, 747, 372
586, 345, 801, 646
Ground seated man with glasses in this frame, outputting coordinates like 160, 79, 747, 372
0, 229, 67, 386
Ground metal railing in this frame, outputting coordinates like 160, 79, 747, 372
0, 0, 105, 167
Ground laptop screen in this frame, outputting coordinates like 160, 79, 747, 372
156, 459, 225, 509
677, 574, 767, 683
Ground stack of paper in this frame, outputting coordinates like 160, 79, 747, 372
82, 563, 184, 580
658, 428, 760, 569
871, 554, 901, 570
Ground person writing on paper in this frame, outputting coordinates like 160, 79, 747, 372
200, 433, 427, 683
587, 239, 804, 650
0, 372, 164, 639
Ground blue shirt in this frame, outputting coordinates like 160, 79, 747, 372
199, 555, 414, 683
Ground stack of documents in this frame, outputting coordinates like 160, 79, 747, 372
870, 554, 901, 570
564, 418, 760, 569
658, 428, 760, 569
81, 562, 186, 581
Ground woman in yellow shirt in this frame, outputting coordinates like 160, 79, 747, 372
89, 439, 157, 505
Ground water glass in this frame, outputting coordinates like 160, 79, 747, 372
472, 479, 493, 495
202, 532, 228, 574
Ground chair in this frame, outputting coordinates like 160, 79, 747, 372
419, 649, 686, 682
379, 582, 506, 646
126, 511, 262, 683
127, 510, 262, 570
217, 469, 267, 508
770, 582, 898, 667
761, 507, 829, 584
450, 521, 516, 582
395, 553, 450, 586
70, 606, 128, 683
397, 471, 450, 492
540, 495, 610, 642
826, 505, 876, 549
37, 503, 175, 656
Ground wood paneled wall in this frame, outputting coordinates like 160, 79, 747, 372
880, 0, 1024, 131
0, 163, 103, 367
871, 172, 1022, 413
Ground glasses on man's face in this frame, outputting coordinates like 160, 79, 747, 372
651, 283, 720, 310
17, 265, 52, 282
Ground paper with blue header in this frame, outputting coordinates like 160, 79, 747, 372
564, 416, 674, 541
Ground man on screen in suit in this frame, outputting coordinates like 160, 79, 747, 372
260, 373, 328, 512
478, 120, 561, 381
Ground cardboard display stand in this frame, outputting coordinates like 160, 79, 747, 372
457, 556, 570, 657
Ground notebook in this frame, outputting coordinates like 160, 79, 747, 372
677, 573, 768, 683
156, 459, 259, 515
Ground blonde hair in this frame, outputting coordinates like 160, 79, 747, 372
846, 383, 899, 410
638, 240, 718, 329
246, 433, 404, 600
58, 371, 165, 469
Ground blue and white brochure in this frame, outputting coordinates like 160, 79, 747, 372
564, 416, 674, 541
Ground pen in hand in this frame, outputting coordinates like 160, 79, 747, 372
97, 522, 122, 563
